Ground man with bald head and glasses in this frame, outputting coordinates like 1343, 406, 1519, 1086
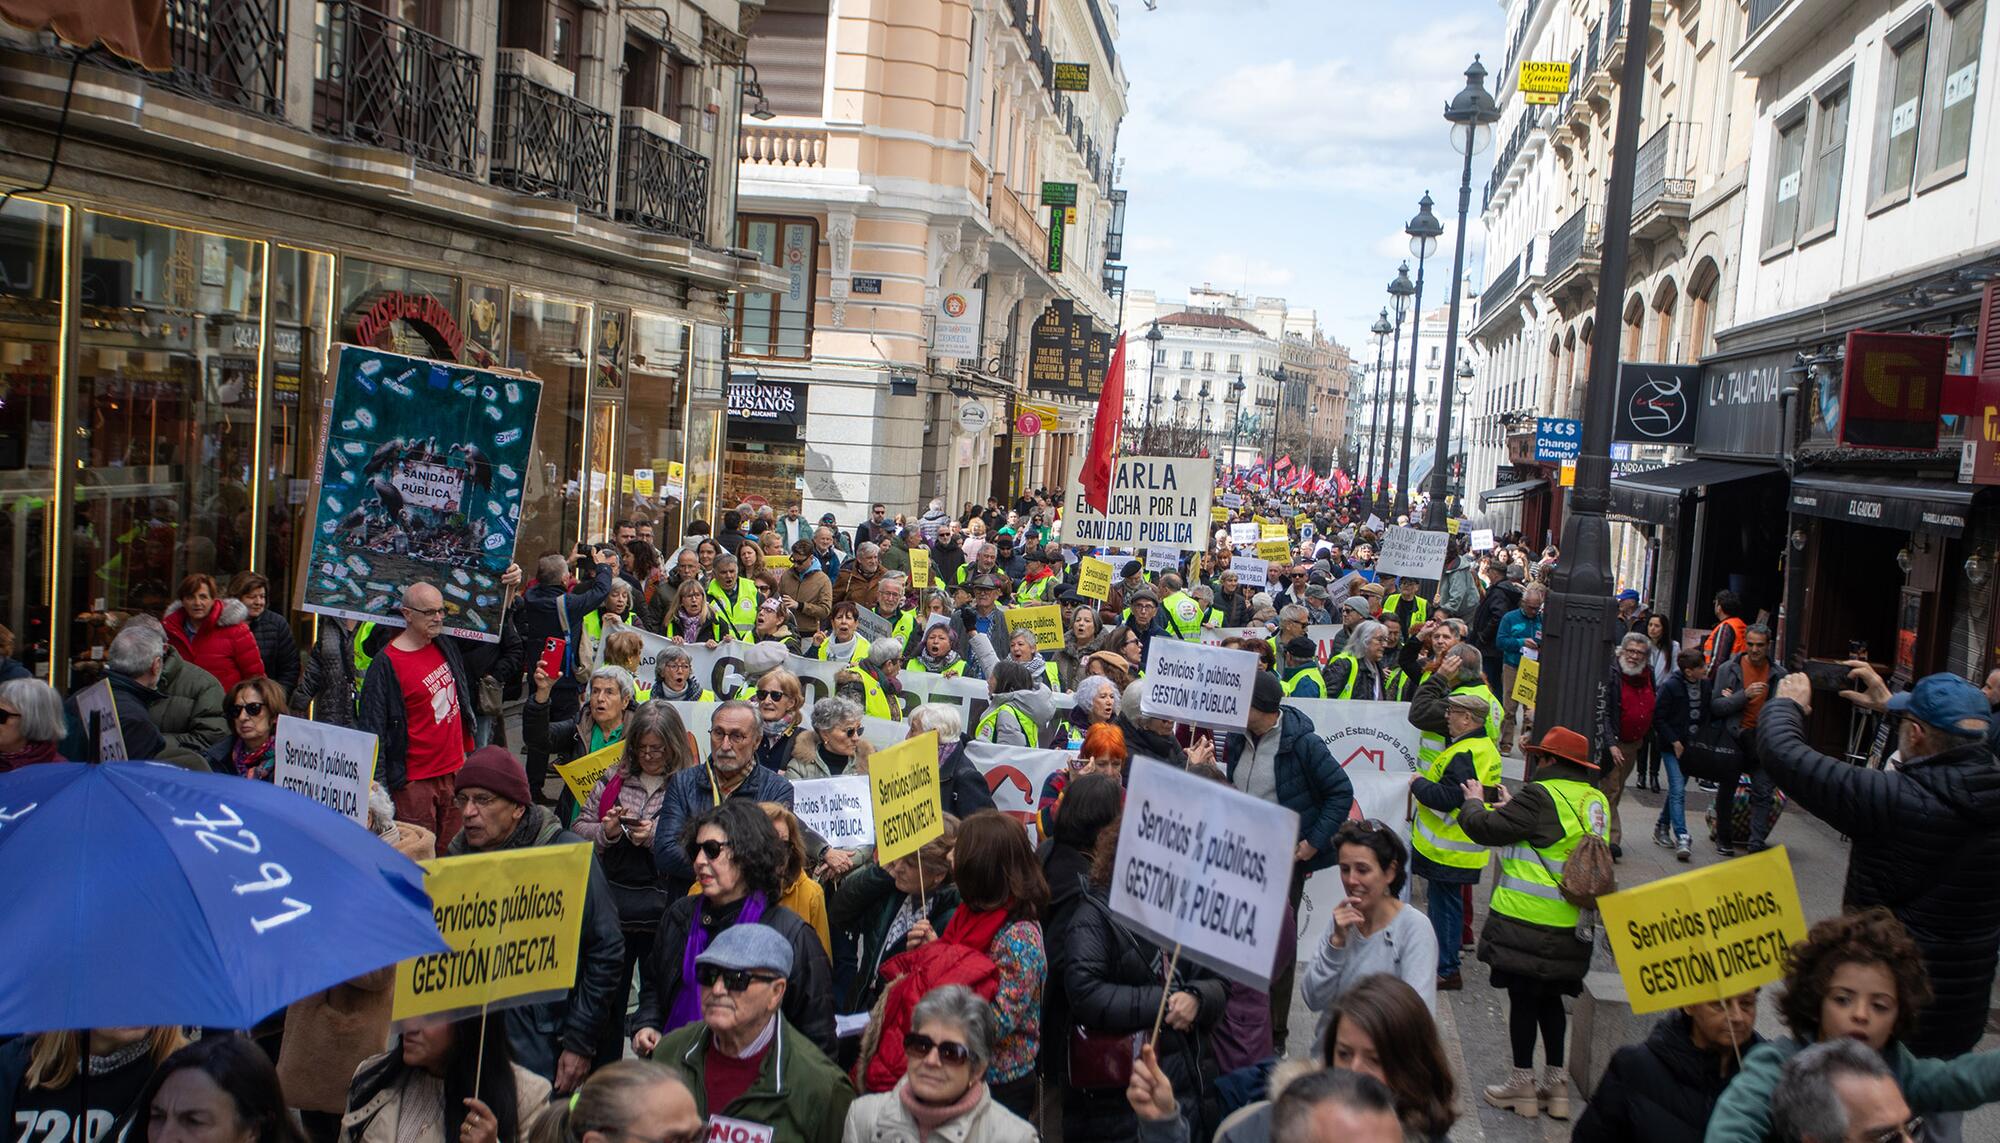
357, 581, 477, 852
651, 700, 796, 895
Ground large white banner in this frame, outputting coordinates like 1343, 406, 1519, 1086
273, 714, 377, 825
965, 741, 1071, 846
1374, 525, 1450, 582
1109, 757, 1299, 990
1141, 639, 1260, 732
1065, 455, 1217, 550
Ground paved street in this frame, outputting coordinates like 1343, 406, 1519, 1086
1284, 766, 2000, 1141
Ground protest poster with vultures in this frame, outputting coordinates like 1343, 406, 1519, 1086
301, 344, 541, 642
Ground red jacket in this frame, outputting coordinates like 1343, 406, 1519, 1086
858, 908, 1005, 1093
164, 598, 266, 692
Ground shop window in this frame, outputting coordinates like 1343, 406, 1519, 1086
625, 313, 690, 551
71, 213, 265, 681
1870, 14, 1930, 211
684, 322, 726, 530
1921, 0, 1984, 188
1761, 106, 1809, 256
261, 246, 335, 628
508, 290, 591, 560
585, 400, 620, 542
734, 216, 817, 359
338, 258, 463, 361
0, 198, 66, 674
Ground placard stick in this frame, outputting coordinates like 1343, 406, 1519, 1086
1150, 942, 1184, 1042
917, 850, 928, 914
471, 1001, 490, 1101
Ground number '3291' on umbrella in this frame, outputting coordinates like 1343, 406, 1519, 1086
0, 762, 447, 1034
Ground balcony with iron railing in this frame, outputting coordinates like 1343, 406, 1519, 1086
617, 125, 708, 241
312, 0, 479, 176
1632, 120, 1699, 240
1544, 204, 1602, 291
490, 71, 613, 214
1484, 108, 1544, 211
134, 0, 288, 115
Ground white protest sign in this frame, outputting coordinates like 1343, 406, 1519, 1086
1365, 514, 1385, 532
1222, 493, 1244, 509
272, 715, 377, 825
1305, 624, 1344, 661
1145, 546, 1182, 574
1229, 555, 1269, 589
1109, 757, 1298, 990
1198, 625, 1264, 646
791, 776, 873, 848
72, 679, 127, 762
1229, 522, 1261, 547
1141, 638, 1260, 732
1374, 525, 1451, 582
1065, 455, 1217, 550
1471, 528, 1496, 552
898, 671, 990, 727
966, 741, 1071, 845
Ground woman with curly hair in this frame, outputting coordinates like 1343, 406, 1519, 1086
1706, 907, 2000, 1143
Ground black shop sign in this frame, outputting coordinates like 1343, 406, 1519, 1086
727, 379, 808, 427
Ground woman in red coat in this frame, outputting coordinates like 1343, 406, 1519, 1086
164, 573, 265, 692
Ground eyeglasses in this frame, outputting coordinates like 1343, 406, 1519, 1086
402, 605, 446, 618
694, 964, 783, 992
632, 741, 670, 757
711, 728, 755, 742
225, 702, 267, 719
452, 791, 502, 810
1861, 1117, 1924, 1143
903, 1033, 972, 1065
829, 724, 862, 737
755, 689, 788, 703
687, 839, 732, 862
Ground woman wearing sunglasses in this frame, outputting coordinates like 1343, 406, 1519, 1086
749, 668, 803, 773
844, 985, 1037, 1143
787, 695, 870, 781
204, 676, 288, 779
631, 801, 837, 1060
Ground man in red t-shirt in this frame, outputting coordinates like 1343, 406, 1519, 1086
358, 581, 474, 852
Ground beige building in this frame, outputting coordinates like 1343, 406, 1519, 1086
731, 0, 1128, 519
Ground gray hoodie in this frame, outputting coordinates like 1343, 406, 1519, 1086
978, 686, 1056, 747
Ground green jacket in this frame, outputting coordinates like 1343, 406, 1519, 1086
663, 1016, 854, 1143
1704, 1036, 2000, 1143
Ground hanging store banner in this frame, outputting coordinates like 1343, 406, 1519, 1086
1065, 455, 1217, 550
1053, 62, 1091, 91
1518, 60, 1572, 104
1028, 300, 1075, 395
933, 288, 983, 358
726, 378, 808, 427
303, 345, 540, 643
1534, 416, 1582, 462
1838, 332, 1947, 451
1697, 351, 1791, 460
1614, 363, 1701, 445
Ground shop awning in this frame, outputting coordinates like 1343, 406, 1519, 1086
1610, 458, 1782, 520
1479, 479, 1548, 508
1788, 473, 1981, 536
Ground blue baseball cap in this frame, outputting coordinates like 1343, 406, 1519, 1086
1886, 673, 1992, 734
1616, 589, 1640, 602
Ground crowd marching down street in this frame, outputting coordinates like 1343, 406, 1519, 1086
9, 451, 2000, 1143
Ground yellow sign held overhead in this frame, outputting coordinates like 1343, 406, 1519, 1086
910, 549, 932, 589
393, 843, 592, 1022
1519, 60, 1572, 105
1211, 506, 1229, 522
1256, 539, 1292, 565
1077, 556, 1115, 601
554, 741, 624, 806
1260, 523, 1289, 541
1007, 604, 1063, 652
764, 554, 793, 570
1446, 517, 1461, 535
869, 732, 943, 863
1598, 847, 1809, 1015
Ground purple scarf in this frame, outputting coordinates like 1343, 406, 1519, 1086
667, 892, 770, 1032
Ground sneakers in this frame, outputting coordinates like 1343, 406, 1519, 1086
1715, 842, 1738, 857
1696, 779, 1720, 792
1609, 843, 1623, 861
1653, 822, 1674, 848
1539, 1067, 1572, 1120
1483, 1067, 1539, 1118
1677, 836, 1692, 862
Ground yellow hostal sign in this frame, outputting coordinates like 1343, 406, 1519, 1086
393, 842, 592, 1021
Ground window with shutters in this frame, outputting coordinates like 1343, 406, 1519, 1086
745, 0, 831, 118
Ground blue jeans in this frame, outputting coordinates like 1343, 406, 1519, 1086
1426, 876, 1464, 977
1654, 748, 1688, 840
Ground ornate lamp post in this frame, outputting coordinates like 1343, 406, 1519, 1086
1396, 192, 1444, 519
1424, 58, 1502, 530
1378, 264, 1415, 515
1364, 308, 1392, 506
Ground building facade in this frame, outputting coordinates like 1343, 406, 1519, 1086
730, 0, 1127, 520
0, 0, 776, 682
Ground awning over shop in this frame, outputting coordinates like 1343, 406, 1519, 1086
1788, 473, 1981, 536
1479, 479, 1548, 508
1610, 459, 1782, 520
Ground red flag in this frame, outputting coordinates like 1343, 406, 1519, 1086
1082, 333, 1127, 513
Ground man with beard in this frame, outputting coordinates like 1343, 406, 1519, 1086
1596, 631, 1660, 858
653, 702, 795, 893
448, 746, 624, 1089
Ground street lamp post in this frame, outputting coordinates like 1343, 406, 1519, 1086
1197, 377, 1213, 457
1534, 0, 1653, 759
1379, 265, 1415, 516
1452, 358, 1475, 507
1141, 320, 1164, 450
1425, 59, 1501, 530
1228, 373, 1247, 474
1363, 308, 1392, 508
1395, 193, 1443, 520
1267, 365, 1288, 470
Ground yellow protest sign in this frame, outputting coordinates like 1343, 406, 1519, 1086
1511, 655, 1540, 706
764, 553, 793, 570
910, 548, 932, 589
1294, 513, 1311, 527
1446, 517, 1461, 535
393, 842, 592, 1021
554, 741, 624, 806
1598, 847, 1809, 1015
1077, 556, 1115, 601
1256, 539, 1292, 565
1007, 604, 1063, 651
1260, 523, 1288, 541
1211, 506, 1228, 522
869, 731, 943, 863
633, 469, 656, 497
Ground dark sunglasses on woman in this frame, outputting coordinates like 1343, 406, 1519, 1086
225, 702, 267, 719
686, 839, 732, 862
903, 1033, 972, 1065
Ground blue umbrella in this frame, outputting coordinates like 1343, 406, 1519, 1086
0, 761, 448, 1034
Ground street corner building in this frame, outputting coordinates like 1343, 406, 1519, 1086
0, 0, 783, 688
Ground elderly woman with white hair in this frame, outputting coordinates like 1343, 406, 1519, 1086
0, 677, 67, 769
907, 702, 998, 820
1064, 674, 1120, 750
838, 636, 904, 721
842, 985, 1037, 1143
526, 661, 638, 813
789, 695, 871, 781
1325, 619, 1391, 701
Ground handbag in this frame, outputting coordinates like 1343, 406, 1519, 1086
1679, 719, 1744, 782
1066, 1026, 1139, 1090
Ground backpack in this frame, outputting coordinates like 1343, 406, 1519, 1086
1544, 784, 1617, 908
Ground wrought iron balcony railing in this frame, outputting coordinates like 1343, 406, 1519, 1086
491, 72, 613, 214
151, 0, 287, 115
1546, 204, 1603, 281
1634, 120, 1700, 217
616, 126, 709, 241
313, 0, 479, 176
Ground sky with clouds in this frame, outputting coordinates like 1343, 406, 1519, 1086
1114, 0, 1506, 356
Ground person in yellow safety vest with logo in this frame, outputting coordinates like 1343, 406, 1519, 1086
838, 637, 905, 721
870, 574, 918, 648
1458, 725, 1610, 1122
1189, 585, 1226, 631
904, 619, 967, 677
1279, 635, 1325, 698
1006, 628, 1061, 690
972, 660, 1054, 747
652, 645, 717, 703
705, 553, 760, 641
1014, 548, 1059, 604
1383, 575, 1431, 632
1157, 573, 1204, 641
1411, 643, 1503, 780
811, 601, 871, 663
1407, 692, 1504, 993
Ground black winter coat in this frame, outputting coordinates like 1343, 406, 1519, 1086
1037, 846, 1094, 1081
1063, 888, 1226, 1143
631, 894, 837, 1058
1757, 697, 2000, 1057
1471, 581, 1522, 650
244, 607, 301, 690
1220, 705, 1354, 873
511, 565, 614, 697
1570, 1011, 1762, 1143
826, 862, 961, 1012
938, 738, 999, 819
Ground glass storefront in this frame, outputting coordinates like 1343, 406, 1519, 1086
724, 437, 805, 511
5, 197, 722, 685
